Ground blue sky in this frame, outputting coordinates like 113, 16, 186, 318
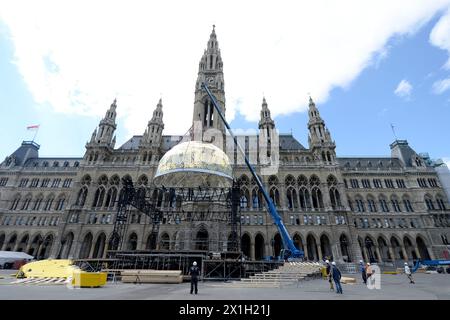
0, 1, 449, 165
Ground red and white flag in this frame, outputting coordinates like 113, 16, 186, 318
27, 124, 40, 130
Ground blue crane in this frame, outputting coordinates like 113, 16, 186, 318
202, 82, 304, 260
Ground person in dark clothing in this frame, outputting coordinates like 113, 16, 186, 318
331, 262, 343, 294
189, 261, 200, 294
359, 260, 367, 285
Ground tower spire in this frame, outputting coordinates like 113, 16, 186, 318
193, 26, 226, 139
307, 96, 336, 164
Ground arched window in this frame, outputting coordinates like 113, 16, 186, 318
76, 187, 88, 206
391, 195, 401, 212
329, 187, 341, 209
403, 195, 414, 212
436, 196, 446, 210
55, 196, 65, 211
379, 195, 389, 212
367, 196, 377, 212
424, 195, 435, 210
299, 187, 310, 210
10, 195, 21, 210
311, 187, 323, 210
240, 195, 248, 208
92, 187, 106, 208
355, 195, 365, 212
269, 188, 280, 207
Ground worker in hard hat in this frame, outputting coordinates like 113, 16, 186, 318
331, 261, 343, 294
404, 262, 415, 284
325, 260, 334, 291
189, 261, 200, 294
359, 260, 367, 285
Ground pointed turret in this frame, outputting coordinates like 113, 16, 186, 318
192, 25, 226, 139
141, 98, 164, 146
307, 97, 336, 164
258, 97, 275, 130
89, 99, 117, 147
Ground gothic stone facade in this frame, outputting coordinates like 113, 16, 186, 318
1, 27, 449, 264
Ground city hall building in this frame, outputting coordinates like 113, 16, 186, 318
1, 27, 449, 265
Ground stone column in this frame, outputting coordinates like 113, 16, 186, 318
414, 246, 422, 260
250, 240, 255, 260
317, 244, 323, 261
375, 245, 383, 263
401, 246, 408, 262
388, 246, 396, 263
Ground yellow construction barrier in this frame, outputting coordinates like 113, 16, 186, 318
16, 259, 107, 288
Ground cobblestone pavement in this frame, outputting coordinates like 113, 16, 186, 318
0, 271, 449, 300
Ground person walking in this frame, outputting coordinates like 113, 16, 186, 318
359, 260, 367, 285
325, 260, 334, 291
404, 262, 415, 284
331, 262, 343, 294
189, 261, 200, 294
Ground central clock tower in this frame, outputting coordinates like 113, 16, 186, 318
192, 25, 226, 139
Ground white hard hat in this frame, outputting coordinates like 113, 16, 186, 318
193, 261, 197, 266
359, 260, 363, 263
331, 261, 336, 265
325, 260, 330, 263
404, 262, 408, 265
366, 262, 370, 265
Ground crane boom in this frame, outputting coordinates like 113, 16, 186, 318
201, 83, 303, 259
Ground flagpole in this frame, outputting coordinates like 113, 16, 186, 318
32, 126, 39, 143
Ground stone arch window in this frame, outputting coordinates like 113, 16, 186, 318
390, 195, 401, 212
354, 195, 365, 212
297, 175, 308, 186
309, 175, 320, 187
127, 233, 138, 250
74, 161, 79, 167
252, 188, 262, 209
436, 195, 446, 210
285, 175, 296, 186
21, 195, 32, 211
269, 187, 280, 207
424, 195, 435, 210
311, 187, 323, 210
137, 175, 148, 186
268, 175, 279, 186
43, 195, 55, 211
55, 195, 66, 211
33, 195, 44, 211
92, 187, 106, 208
379, 194, 389, 212
366, 195, 377, 212
76, 186, 88, 206
63, 161, 69, 167
81, 175, 92, 186
104, 187, 118, 208
10, 195, 21, 210
286, 187, 298, 210
299, 187, 311, 210
240, 188, 250, 209
52, 161, 59, 167
402, 195, 414, 212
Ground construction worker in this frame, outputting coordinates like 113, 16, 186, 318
404, 262, 415, 284
331, 262, 343, 294
359, 260, 367, 285
189, 261, 200, 294
325, 260, 334, 291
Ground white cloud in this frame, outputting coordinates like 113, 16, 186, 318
443, 157, 450, 168
1, 0, 450, 139
394, 79, 413, 98
432, 78, 450, 94
430, 8, 450, 69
